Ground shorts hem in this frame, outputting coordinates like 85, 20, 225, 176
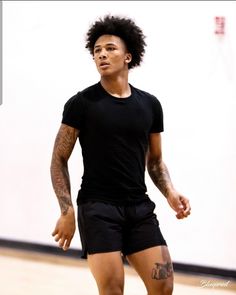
123, 240, 167, 257
81, 247, 122, 259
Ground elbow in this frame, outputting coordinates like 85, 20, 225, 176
147, 156, 162, 173
147, 157, 156, 173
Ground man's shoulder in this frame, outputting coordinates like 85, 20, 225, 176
71, 83, 98, 99
80, 83, 99, 96
131, 85, 160, 103
71, 82, 102, 104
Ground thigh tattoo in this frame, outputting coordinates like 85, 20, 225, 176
151, 262, 173, 280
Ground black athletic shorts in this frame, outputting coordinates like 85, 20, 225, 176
77, 198, 167, 258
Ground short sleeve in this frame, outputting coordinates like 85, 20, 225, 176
61, 92, 84, 130
149, 96, 164, 133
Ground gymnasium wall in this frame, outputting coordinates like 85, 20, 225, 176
1, 1, 235, 270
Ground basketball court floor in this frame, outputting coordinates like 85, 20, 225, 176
1, 247, 235, 295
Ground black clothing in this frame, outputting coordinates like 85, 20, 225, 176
62, 82, 163, 205
77, 199, 167, 259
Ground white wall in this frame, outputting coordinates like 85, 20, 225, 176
1, 1, 236, 270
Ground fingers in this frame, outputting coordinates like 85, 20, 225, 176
51, 228, 58, 237
172, 196, 191, 219
52, 215, 75, 251
176, 196, 191, 219
51, 228, 73, 251
181, 196, 191, 216
64, 237, 72, 251
59, 237, 66, 250
59, 236, 73, 251
52, 233, 72, 251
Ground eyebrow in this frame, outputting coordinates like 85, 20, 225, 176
94, 42, 117, 48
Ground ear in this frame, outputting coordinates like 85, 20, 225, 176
125, 53, 132, 64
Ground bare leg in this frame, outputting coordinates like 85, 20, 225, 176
127, 246, 174, 295
88, 251, 124, 295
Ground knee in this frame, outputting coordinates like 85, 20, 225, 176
148, 279, 173, 295
162, 279, 173, 295
100, 280, 123, 295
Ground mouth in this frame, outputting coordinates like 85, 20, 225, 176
99, 62, 110, 69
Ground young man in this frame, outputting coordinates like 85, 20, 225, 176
50, 15, 191, 295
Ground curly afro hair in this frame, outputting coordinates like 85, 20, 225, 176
85, 15, 146, 69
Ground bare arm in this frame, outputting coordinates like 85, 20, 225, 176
147, 133, 174, 198
50, 123, 79, 249
147, 133, 191, 219
50, 123, 78, 214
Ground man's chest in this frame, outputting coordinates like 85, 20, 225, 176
84, 99, 153, 137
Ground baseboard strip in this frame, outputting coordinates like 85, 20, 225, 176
0, 238, 235, 280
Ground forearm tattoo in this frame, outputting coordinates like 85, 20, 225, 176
147, 158, 173, 198
58, 196, 73, 216
50, 125, 77, 215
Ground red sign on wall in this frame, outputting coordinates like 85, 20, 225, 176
215, 16, 225, 35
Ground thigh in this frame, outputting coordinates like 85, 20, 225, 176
127, 246, 174, 295
124, 200, 167, 256
78, 201, 124, 258
88, 251, 124, 295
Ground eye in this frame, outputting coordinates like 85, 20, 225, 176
94, 48, 101, 54
107, 47, 115, 51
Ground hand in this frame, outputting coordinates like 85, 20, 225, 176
166, 191, 191, 219
52, 209, 76, 251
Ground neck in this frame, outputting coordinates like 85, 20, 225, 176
100, 74, 131, 98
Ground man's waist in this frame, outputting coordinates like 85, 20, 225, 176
77, 189, 148, 206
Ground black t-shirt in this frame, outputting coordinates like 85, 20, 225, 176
62, 82, 163, 205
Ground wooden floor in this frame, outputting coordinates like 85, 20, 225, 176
0, 247, 235, 295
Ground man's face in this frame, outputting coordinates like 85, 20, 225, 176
93, 34, 131, 77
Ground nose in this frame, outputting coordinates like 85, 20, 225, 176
99, 48, 107, 59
